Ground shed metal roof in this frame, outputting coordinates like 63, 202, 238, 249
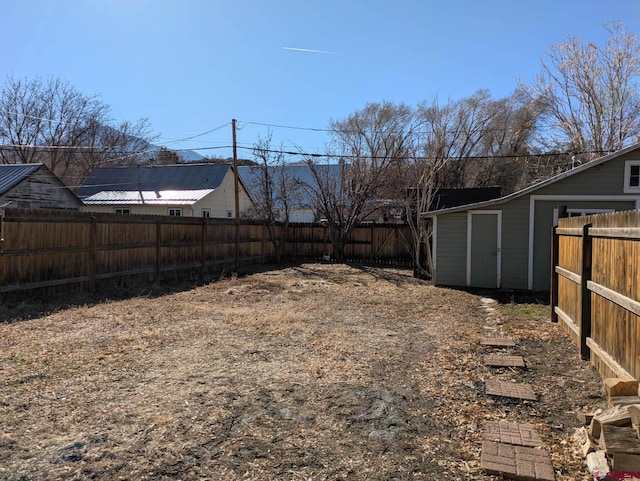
0, 163, 43, 196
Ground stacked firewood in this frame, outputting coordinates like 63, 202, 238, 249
577, 378, 640, 480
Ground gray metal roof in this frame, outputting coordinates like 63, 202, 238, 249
82, 189, 214, 205
0, 163, 43, 196
76, 164, 233, 200
238, 163, 343, 207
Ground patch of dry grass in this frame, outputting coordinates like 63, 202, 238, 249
0, 264, 603, 480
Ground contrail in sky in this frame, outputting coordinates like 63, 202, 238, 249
282, 46, 337, 54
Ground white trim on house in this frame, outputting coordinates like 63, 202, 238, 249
467, 210, 502, 288
623, 160, 640, 193
526, 195, 640, 290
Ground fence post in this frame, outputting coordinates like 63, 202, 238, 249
89, 216, 97, 291
550, 225, 559, 323
201, 219, 206, 272
155, 220, 161, 282
580, 223, 593, 360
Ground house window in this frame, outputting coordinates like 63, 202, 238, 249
168, 208, 182, 216
201, 208, 211, 218
114, 208, 130, 214
227, 210, 233, 218
624, 161, 640, 193
553, 207, 615, 225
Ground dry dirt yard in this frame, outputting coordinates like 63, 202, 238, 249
0, 263, 605, 480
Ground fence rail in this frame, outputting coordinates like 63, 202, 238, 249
0, 209, 414, 296
551, 209, 640, 380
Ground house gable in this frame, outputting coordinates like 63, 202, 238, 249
79, 164, 253, 218
429, 143, 640, 291
0, 164, 82, 210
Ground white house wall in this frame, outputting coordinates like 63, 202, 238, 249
82, 171, 254, 218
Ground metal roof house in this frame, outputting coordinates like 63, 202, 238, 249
0, 163, 82, 210
424, 144, 640, 291
76, 164, 254, 218
238, 164, 343, 223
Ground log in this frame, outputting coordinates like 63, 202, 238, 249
600, 425, 640, 455
605, 378, 639, 406
577, 410, 596, 426
586, 450, 610, 478
589, 405, 632, 440
629, 405, 640, 437
574, 426, 596, 456
612, 452, 640, 473
611, 396, 640, 408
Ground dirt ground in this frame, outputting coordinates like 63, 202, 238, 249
0, 263, 605, 480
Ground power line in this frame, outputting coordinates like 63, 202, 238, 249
235, 144, 612, 162
158, 122, 230, 147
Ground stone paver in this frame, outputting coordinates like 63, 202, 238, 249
483, 354, 527, 368
480, 336, 517, 347
482, 421, 543, 447
481, 441, 555, 481
486, 380, 537, 401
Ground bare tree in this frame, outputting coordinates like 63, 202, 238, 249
305, 102, 414, 260
520, 21, 640, 157
0, 75, 155, 186
246, 133, 299, 261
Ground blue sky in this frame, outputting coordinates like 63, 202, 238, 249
2, 0, 640, 159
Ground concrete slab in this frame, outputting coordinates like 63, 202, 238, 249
480, 337, 517, 347
483, 421, 543, 447
481, 441, 555, 481
486, 380, 537, 401
483, 354, 527, 368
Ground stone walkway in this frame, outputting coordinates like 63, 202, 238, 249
478, 297, 555, 481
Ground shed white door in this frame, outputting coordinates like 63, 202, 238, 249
467, 211, 501, 288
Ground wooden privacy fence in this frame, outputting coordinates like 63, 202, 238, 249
551, 209, 640, 380
0, 209, 414, 296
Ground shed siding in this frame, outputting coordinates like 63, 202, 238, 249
531, 199, 636, 291
534, 154, 630, 196
432, 148, 640, 291
434, 213, 467, 286
0, 169, 81, 210
499, 197, 530, 290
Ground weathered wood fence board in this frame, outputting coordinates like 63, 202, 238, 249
0, 209, 414, 295
552, 209, 640, 380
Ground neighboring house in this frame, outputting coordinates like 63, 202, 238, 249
425, 143, 640, 291
238, 164, 342, 223
0, 163, 82, 210
76, 164, 253, 218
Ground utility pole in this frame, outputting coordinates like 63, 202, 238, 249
232, 119, 240, 268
